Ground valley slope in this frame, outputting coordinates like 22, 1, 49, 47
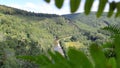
0, 5, 120, 68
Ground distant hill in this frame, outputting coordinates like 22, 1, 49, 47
63, 12, 120, 40
0, 5, 59, 18
63, 12, 120, 28
0, 5, 120, 68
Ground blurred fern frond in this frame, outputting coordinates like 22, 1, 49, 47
45, 0, 120, 17
103, 25, 120, 35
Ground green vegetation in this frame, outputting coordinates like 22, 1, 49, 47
18, 25, 120, 68
0, 5, 120, 68
45, 0, 120, 17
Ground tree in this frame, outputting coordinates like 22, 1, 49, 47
45, 0, 120, 17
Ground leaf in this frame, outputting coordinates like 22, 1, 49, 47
115, 2, 120, 17
35, 55, 51, 66
90, 44, 106, 68
102, 42, 113, 48
55, 0, 64, 9
48, 51, 67, 63
107, 1, 116, 17
114, 36, 120, 68
17, 56, 36, 63
68, 48, 93, 68
103, 25, 120, 35
84, 0, 94, 15
70, 0, 81, 13
17, 55, 51, 66
44, 0, 50, 3
48, 51, 71, 68
107, 58, 116, 68
96, 0, 108, 17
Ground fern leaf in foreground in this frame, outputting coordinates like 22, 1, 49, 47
114, 36, 120, 68
103, 25, 120, 35
107, 58, 116, 68
17, 48, 94, 68
90, 44, 106, 68
68, 48, 93, 68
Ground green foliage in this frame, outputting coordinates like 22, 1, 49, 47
114, 36, 120, 68
18, 48, 93, 68
44, 0, 50, 3
96, 0, 108, 17
103, 25, 120, 36
115, 2, 120, 17
90, 44, 106, 68
0, 5, 58, 18
103, 25, 120, 68
1, 5, 119, 48
17, 55, 51, 66
45, 0, 120, 17
84, 0, 94, 15
70, 36, 78, 42
70, 0, 81, 13
0, 41, 19, 68
55, 0, 64, 9
0, 4, 120, 68
18, 40, 120, 68
68, 48, 93, 68
107, 58, 116, 68
17, 25, 120, 68
107, 1, 116, 17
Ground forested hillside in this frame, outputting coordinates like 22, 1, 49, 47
0, 5, 120, 68
63, 13, 120, 44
